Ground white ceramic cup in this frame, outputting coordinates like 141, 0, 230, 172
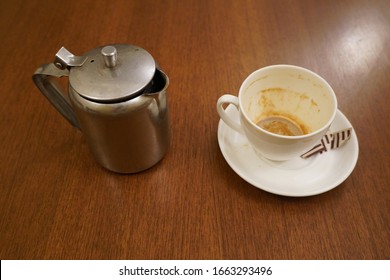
217, 65, 338, 161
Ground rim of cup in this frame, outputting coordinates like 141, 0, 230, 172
238, 64, 338, 139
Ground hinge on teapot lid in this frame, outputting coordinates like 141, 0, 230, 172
54, 47, 88, 70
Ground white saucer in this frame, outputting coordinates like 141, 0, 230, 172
217, 105, 359, 197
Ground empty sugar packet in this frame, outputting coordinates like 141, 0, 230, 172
301, 128, 352, 158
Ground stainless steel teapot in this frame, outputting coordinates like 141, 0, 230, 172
33, 44, 170, 173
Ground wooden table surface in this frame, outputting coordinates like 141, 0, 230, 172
1, 0, 389, 260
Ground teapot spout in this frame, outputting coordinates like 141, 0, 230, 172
144, 69, 169, 95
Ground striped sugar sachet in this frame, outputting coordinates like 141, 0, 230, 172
301, 128, 352, 158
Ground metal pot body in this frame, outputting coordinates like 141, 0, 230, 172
69, 70, 170, 173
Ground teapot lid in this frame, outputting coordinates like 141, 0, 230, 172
61, 44, 156, 102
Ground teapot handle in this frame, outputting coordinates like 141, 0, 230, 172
32, 63, 80, 129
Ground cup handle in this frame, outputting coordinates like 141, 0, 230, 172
217, 94, 244, 133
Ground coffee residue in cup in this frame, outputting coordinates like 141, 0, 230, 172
255, 88, 312, 136
256, 116, 307, 136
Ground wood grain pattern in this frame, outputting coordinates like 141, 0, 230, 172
0, 0, 389, 259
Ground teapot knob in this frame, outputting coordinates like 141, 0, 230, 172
101, 46, 117, 68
